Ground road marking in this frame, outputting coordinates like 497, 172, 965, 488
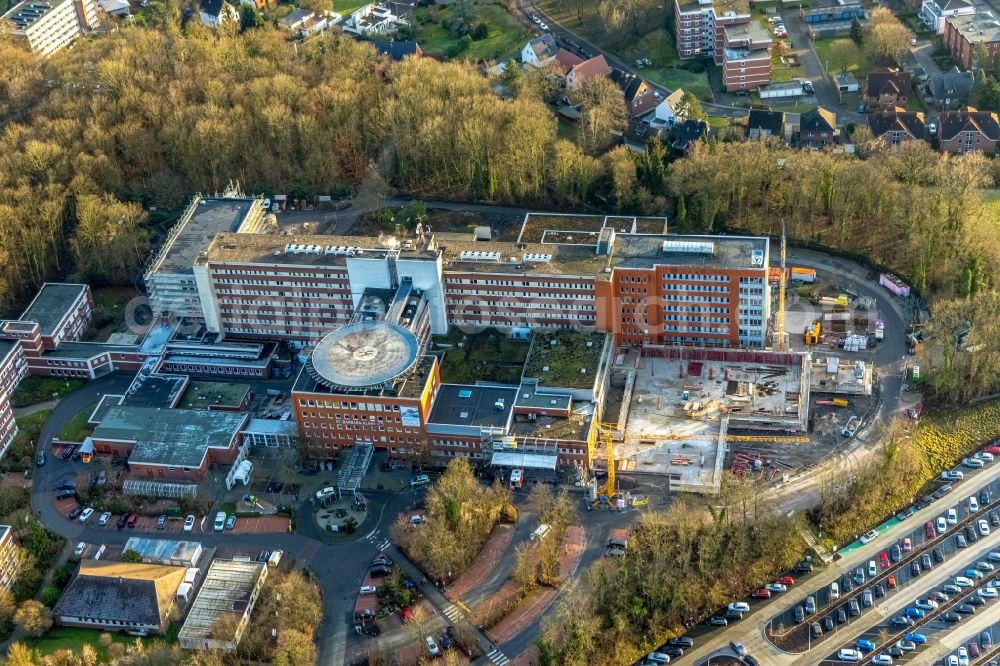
363, 528, 377, 540
441, 604, 462, 622
377, 539, 391, 551
487, 647, 510, 665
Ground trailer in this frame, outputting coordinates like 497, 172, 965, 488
790, 267, 817, 283
879, 273, 910, 297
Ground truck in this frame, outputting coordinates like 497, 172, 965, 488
606, 528, 629, 556
530, 523, 551, 541
879, 273, 911, 297
790, 267, 817, 283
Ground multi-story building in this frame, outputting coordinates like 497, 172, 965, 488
938, 107, 1000, 153
943, 13, 1000, 70
868, 109, 926, 147
2, 0, 99, 56
721, 22, 772, 92
921, 0, 974, 33
673, 0, 751, 62
865, 69, 912, 110
0, 526, 20, 589
144, 195, 267, 321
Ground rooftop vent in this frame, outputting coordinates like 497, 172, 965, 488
662, 240, 715, 255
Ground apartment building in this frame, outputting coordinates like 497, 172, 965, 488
938, 107, 1000, 153
2, 0, 99, 56
0, 526, 20, 589
943, 13, 1000, 70
674, 0, 751, 62
721, 22, 772, 91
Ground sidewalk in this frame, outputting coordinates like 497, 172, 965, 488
12, 399, 58, 419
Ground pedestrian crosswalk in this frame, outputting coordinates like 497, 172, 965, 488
376, 538, 390, 551
441, 604, 462, 622
487, 647, 510, 666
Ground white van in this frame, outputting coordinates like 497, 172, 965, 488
214, 511, 226, 531
267, 550, 283, 568
530, 524, 551, 541
410, 474, 430, 488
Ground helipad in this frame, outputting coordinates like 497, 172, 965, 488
309, 321, 419, 389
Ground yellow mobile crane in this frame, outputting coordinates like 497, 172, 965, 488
587, 421, 618, 510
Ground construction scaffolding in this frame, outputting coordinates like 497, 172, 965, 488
337, 444, 373, 498
122, 479, 198, 499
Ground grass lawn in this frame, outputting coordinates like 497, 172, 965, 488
771, 48, 805, 83
413, 3, 533, 62
177, 381, 250, 409
642, 67, 712, 100
11, 377, 85, 408
332, 0, 366, 18
57, 403, 96, 443
813, 37, 873, 79
25, 624, 179, 661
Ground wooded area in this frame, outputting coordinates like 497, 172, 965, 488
540, 478, 805, 665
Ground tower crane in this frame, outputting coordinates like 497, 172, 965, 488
588, 421, 618, 510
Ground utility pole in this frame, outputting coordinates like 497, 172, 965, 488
775, 220, 790, 352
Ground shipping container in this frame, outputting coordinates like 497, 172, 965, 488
791, 267, 817, 283
879, 273, 911, 297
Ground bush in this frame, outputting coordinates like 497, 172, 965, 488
51, 564, 73, 589
12, 569, 43, 602
39, 587, 60, 608
471, 22, 489, 40
680, 60, 705, 73
446, 34, 473, 58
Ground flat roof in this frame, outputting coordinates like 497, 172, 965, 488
515, 386, 573, 411
946, 14, 1000, 42
151, 198, 259, 275
613, 234, 769, 271
426, 384, 517, 428
676, 0, 749, 16
19, 283, 86, 337
294, 354, 436, 399
491, 451, 558, 470
178, 559, 267, 645
201, 231, 438, 267
42, 341, 140, 359
3, 0, 59, 29
177, 381, 251, 409
243, 419, 299, 435
724, 21, 771, 43
511, 412, 590, 441
93, 406, 248, 468
0, 341, 17, 365
121, 371, 188, 409
523, 330, 606, 389
123, 537, 203, 565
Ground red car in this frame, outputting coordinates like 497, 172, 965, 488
887, 574, 897, 588
986, 444, 1000, 456
925, 521, 937, 539
753, 588, 771, 599
776, 575, 795, 586
879, 552, 890, 568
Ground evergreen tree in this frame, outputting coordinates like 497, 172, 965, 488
850, 17, 863, 45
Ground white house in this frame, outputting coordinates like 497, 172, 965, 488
651, 88, 686, 129
920, 0, 974, 33
278, 7, 336, 36
521, 34, 557, 68
97, 0, 130, 16
342, 3, 407, 35
199, 0, 237, 28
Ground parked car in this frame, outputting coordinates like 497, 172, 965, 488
823, 615, 834, 632
915, 599, 938, 610
910, 561, 920, 576
666, 638, 693, 649
753, 588, 771, 599
793, 606, 804, 624
948, 508, 959, 524
856, 639, 876, 653
890, 544, 901, 562
938, 516, 948, 533
922, 553, 932, 569
126, 513, 138, 527
970, 496, 981, 512
879, 552, 890, 568
904, 632, 927, 644
849, 599, 860, 616
116, 514, 128, 529
360, 585, 377, 595
707, 616, 728, 627
35, 452, 45, 466
977, 586, 998, 599
964, 457, 984, 468
867, 560, 877, 577
97, 511, 112, 526
837, 608, 847, 624
980, 631, 992, 649
934, 547, 944, 563
925, 521, 936, 538
213, 512, 226, 531
776, 575, 795, 586
156, 515, 166, 530
837, 648, 862, 662
225, 514, 236, 530
943, 611, 961, 623
425, 636, 440, 656
862, 589, 873, 608
804, 596, 815, 614
74, 541, 86, 556
904, 606, 925, 618
794, 560, 814, 573
902, 537, 912, 552
860, 530, 879, 544
765, 582, 787, 593
183, 515, 195, 532
942, 470, 964, 480
810, 623, 822, 639
829, 582, 839, 600
728, 602, 750, 613
957, 533, 968, 548
956, 576, 975, 587
55, 489, 76, 501
956, 603, 976, 614
730, 641, 747, 657
980, 519, 991, 536
78, 507, 94, 522
872, 655, 893, 665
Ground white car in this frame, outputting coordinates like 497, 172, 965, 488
969, 497, 980, 512
872, 655, 894, 665
728, 602, 750, 613
213, 511, 226, 531
937, 516, 948, 533
915, 599, 938, 610
830, 582, 840, 600
360, 585, 377, 595
978, 586, 998, 598
958, 646, 969, 666
964, 457, 984, 468
943, 470, 965, 480
955, 576, 974, 588
976, 451, 995, 463
838, 648, 862, 662
765, 582, 787, 593
97, 511, 112, 526
980, 519, 990, 536
977, 561, 995, 571
860, 529, 879, 544
948, 508, 959, 525
78, 507, 95, 523
867, 560, 877, 577
989, 551, 1000, 562
183, 515, 195, 532
74, 541, 86, 556
425, 636, 440, 656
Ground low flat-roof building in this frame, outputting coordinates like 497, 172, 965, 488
53, 560, 186, 635
178, 559, 268, 651
90, 406, 248, 481
123, 538, 204, 567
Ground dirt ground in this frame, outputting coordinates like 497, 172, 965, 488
350, 209, 525, 241
447, 524, 515, 600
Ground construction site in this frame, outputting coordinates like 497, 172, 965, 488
602, 347, 811, 494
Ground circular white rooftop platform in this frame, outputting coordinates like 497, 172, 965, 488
310, 321, 418, 388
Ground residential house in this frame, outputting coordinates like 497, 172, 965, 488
651, 88, 686, 129
799, 106, 839, 148
943, 13, 1000, 70
721, 21, 772, 92
374, 40, 422, 60
342, 3, 408, 36
938, 107, 1000, 153
671, 118, 708, 154
2, 0, 100, 56
920, 0, 974, 34
927, 67, 974, 109
565, 54, 612, 90
278, 8, 329, 37
612, 71, 657, 118
865, 69, 911, 110
867, 108, 926, 146
199, 0, 236, 28
552, 49, 584, 74
673, 0, 752, 62
96, 0, 130, 17
53, 560, 186, 635
747, 109, 785, 139
521, 34, 558, 68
